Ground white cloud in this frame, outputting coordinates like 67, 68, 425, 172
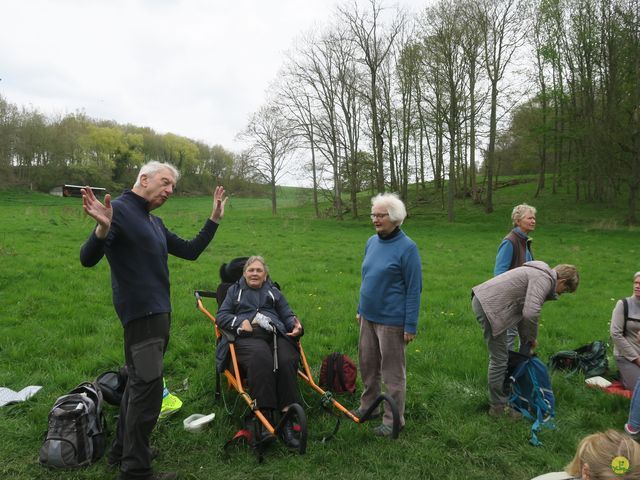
1, 0, 426, 154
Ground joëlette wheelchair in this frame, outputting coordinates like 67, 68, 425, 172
194, 258, 401, 460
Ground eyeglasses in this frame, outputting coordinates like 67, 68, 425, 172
370, 213, 389, 219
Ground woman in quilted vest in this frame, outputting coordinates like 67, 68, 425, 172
494, 203, 537, 352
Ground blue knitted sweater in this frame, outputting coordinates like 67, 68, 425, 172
357, 229, 422, 334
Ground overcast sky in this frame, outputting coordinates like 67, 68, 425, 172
1, 0, 427, 156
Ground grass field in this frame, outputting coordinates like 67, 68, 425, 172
0, 181, 637, 480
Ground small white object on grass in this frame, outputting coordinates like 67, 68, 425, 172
585, 376, 612, 388
183, 413, 216, 432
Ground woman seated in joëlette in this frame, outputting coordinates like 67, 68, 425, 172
215, 256, 303, 447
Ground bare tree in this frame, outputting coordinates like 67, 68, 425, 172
392, 35, 421, 201
417, 45, 447, 193
340, 0, 406, 193
331, 28, 365, 218
476, 0, 528, 213
294, 31, 346, 219
277, 68, 322, 217
459, 0, 485, 202
421, 0, 469, 222
238, 104, 298, 215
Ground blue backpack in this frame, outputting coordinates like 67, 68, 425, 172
508, 353, 555, 446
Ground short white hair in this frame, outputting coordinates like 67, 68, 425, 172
634, 272, 640, 281
511, 203, 536, 227
134, 161, 180, 187
371, 193, 407, 226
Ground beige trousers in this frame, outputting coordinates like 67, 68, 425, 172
357, 317, 406, 427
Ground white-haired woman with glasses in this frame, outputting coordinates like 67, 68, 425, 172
354, 193, 422, 436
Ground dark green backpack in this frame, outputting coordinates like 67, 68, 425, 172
548, 340, 608, 378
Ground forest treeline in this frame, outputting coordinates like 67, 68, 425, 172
0, 99, 266, 196
1, 0, 639, 223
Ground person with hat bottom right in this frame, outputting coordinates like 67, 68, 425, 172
531, 429, 640, 479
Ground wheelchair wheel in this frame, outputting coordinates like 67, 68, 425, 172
378, 393, 401, 439
278, 403, 307, 454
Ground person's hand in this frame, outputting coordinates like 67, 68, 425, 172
238, 319, 253, 334
404, 332, 416, 345
356, 314, 362, 324
81, 187, 112, 239
287, 317, 303, 337
210, 186, 227, 222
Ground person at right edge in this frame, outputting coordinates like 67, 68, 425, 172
611, 271, 640, 392
611, 272, 640, 438
355, 193, 422, 437
494, 203, 536, 352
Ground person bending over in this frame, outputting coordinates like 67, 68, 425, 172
472, 261, 579, 418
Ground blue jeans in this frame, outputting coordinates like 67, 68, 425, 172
628, 381, 640, 429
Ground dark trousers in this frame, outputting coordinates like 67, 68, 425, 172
111, 313, 170, 480
234, 334, 300, 411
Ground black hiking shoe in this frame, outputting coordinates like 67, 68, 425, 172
280, 418, 300, 449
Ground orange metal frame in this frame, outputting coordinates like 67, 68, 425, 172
197, 295, 275, 433
196, 294, 361, 430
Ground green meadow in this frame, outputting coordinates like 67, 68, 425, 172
0, 182, 637, 480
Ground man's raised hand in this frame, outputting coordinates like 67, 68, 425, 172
210, 186, 227, 222
81, 187, 112, 239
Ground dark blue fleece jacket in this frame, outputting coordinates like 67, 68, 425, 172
80, 189, 218, 325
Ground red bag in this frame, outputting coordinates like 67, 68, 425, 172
319, 352, 357, 394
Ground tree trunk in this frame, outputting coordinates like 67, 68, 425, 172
485, 80, 498, 213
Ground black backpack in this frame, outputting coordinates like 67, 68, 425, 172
39, 381, 107, 469
96, 367, 128, 406
548, 340, 608, 378
319, 352, 357, 394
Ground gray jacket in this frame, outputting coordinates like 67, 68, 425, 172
610, 296, 640, 361
472, 261, 558, 343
